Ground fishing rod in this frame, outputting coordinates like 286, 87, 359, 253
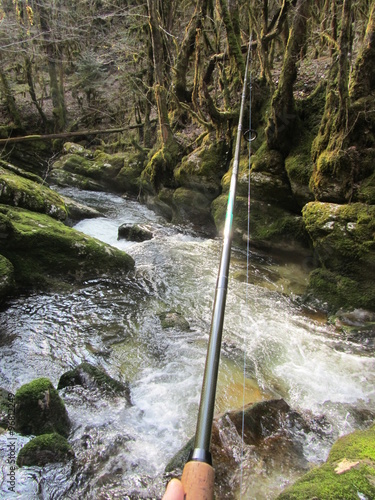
180, 45, 253, 499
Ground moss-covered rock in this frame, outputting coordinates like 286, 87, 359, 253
50, 142, 143, 193
15, 378, 70, 437
0, 165, 67, 220
212, 194, 309, 253
116, 151, 145, 195
0, 388, 14, 429
141, 140, 181, 192
174, 140, 230, 199
0, 204, 134, 287
277, 425, 375, 500
57, 362, 131, 402
172, 187, 215, 231
0, 254, 15, 300
17, 433, 74, 467
303, 202, 375, 311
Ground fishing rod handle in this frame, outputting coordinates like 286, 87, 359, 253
181, 461, 215, 500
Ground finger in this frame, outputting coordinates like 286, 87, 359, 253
162, 478, 185, 500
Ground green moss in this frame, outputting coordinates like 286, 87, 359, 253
141, 140, 180, 192
278, 426, 375, 500
17, 433, 73, 467
328, 426, 375, 463
358, 171, 375, 204
0, 166, 67, 220
15, 378, 70, 437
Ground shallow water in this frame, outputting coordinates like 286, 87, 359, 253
0, 188, 374, 499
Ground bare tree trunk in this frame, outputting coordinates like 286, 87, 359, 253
37, 1, 67, 132
266, 0, 311, 155
173, 0, 208, 102
147, 0, 171, 145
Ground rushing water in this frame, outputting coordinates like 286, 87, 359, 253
0, 188, 374, 499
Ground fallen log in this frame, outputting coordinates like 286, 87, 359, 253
0, 122, 154, 145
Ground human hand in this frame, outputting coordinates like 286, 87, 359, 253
162, 478, 184, 500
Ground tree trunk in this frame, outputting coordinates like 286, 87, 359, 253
173, 0, 207, 102
0, 53, 23, 129
350, 1, 375, 100
24, 57, 48, 130
266, 0, 311, 155
218, 0, 245, 76
147, 0, 171, 145
37, 1, 67, 132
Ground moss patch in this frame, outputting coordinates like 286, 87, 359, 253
277, 426, 375, 500
0, 254, 15, 300
17, 433, 74, 467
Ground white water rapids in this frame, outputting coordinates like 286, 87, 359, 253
0, 188, 374, 499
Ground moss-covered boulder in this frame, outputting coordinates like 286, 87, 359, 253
0, 164, 67, 220
172, 187, 214, 230
0, 204, 134, 287
57, 362, 131, 402
212, 195, 309, 253
50, 142, 142, 193
15, 378, 70, 437
174, 141, 230, 200
303, 202, 375, 311
277, 425, 375, 500
17, 433, 74, 467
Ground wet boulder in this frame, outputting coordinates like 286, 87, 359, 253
166, 399, 309, 498
277, 424, 375, 499
17, 433, 74, 467
58, 362, 131, 403
118, 223, 153, 242
15, 378, 71, 437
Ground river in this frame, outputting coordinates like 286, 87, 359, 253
0, 188, 374, 499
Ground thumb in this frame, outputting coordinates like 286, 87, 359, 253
162, 478, 185, 500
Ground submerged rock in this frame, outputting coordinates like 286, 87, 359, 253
17, 433, 74, 467
15, 378, 71, 437
58, 362, 131, 403
277, 424, 375, 499
118, 223, 153, 242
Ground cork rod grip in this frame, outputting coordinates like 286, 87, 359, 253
181, 461, 215, 500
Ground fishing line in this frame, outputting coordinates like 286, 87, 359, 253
240, 35, 253, 499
